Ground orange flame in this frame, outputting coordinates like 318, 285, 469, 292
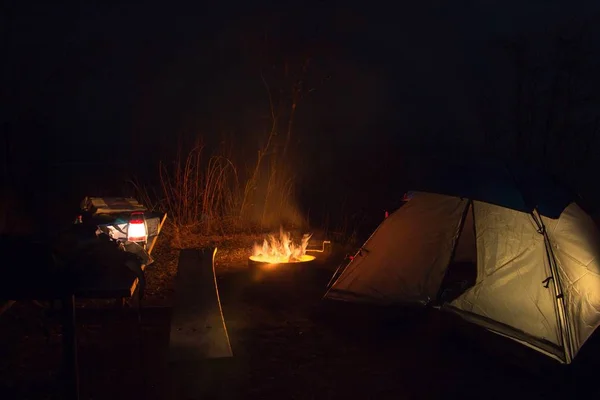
251, 227, 312, 263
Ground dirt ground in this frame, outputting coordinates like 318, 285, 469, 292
1, 229, 600, 400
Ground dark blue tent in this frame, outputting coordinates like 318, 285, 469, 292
410, 158, 574, 219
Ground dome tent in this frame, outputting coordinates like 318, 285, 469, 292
324, 159, 600, 364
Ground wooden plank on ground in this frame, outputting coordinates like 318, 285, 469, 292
169, 247, 232, 359
168, 248, 233, 398
146, 212, 167, 256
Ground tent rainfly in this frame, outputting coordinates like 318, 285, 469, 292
325, 163, 600, 364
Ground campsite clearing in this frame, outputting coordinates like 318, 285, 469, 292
1, 229, 599, 399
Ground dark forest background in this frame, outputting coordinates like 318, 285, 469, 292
3, 1, 600, 237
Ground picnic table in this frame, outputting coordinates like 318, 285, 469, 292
0, 218, 165, 400
0, 236, 83, 400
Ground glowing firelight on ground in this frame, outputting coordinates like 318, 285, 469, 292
250, 227, 313, 264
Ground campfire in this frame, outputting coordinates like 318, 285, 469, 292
249, 227, 315, 265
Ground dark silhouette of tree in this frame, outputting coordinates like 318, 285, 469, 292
493, 21, 600, 208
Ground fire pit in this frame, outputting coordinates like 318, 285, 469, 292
248, 254, 316, 269
248, 228, 316, 272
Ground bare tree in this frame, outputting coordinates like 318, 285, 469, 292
496, 22, 600, 190
234, 17, 332, 228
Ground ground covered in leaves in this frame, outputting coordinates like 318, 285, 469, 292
2, 227, 600, 399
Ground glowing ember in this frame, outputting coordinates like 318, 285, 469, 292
251, 227, 313, 264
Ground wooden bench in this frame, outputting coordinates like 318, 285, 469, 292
168, 247, 233, 398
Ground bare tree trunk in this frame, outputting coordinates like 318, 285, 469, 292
2, 134, 9, 185
542, 72, 560, 169
282, 58, 310, 160
282, 97, 297, 159
513, 42, 526, 161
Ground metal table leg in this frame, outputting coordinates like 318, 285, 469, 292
62, 294, 80, 400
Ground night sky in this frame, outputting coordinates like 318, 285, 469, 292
4, 1, 600, 223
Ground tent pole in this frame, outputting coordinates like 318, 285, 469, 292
505, 160, 574, 362
534, 209, 573, 363
433, 199, 472, 305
